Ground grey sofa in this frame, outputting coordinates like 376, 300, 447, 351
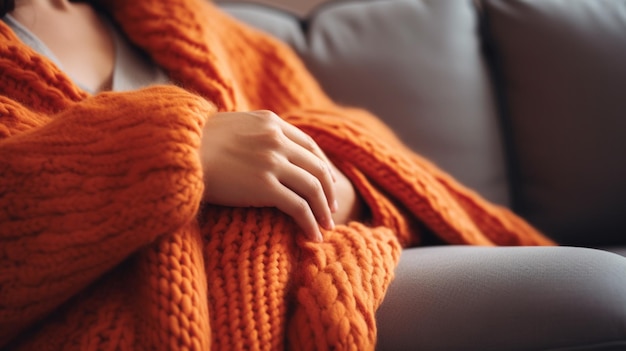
218, 0, 626, 252
215, 0, 626, 349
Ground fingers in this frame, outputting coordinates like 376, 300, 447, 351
270, 177, 325, 242
278, 118, 337, 183
277, 117, 338, 213
266, 173, 323, 242
243, 110, 339, 240
278, 159, 335, 229
284, 140, 338, 214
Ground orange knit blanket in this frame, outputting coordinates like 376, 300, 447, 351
0, 0, 554, 349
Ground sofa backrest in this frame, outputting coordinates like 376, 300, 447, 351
218, 0, 626, 246
482, 0, 626, 246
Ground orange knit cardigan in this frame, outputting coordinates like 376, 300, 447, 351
0, 0, 554, 350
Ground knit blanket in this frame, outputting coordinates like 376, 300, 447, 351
0, 0, 554, 349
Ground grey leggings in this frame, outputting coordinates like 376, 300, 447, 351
376, 246, 626, 351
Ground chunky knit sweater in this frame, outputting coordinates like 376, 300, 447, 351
0, 0, 554, 350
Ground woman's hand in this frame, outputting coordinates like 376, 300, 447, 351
199, 110, 338, 242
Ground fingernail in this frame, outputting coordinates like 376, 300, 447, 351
316, 230, 324, 243
326, 217, 335, 231
331, 200, 339, 213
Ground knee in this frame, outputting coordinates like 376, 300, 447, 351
375, 246, 626, 351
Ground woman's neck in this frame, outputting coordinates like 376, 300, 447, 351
13, 0, 74, 12
10, 0, 115, 93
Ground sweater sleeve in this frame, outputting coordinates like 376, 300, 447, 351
0, 85, 215, 345
283, 106, 555, 247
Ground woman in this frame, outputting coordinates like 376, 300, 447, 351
0, 0, 624, 350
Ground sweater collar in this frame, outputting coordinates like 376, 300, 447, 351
0, 21, 87, 113
0, 0, 237, 112
101, 0, 238, 110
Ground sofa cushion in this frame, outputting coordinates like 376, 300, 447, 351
220, 0, 511, 206
483, 0, 626, 246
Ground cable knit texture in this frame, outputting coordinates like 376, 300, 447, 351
0, 0, 555, 350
